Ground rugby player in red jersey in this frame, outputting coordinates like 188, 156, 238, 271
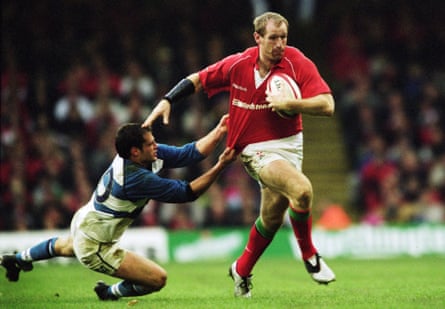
143, 11, 336, 297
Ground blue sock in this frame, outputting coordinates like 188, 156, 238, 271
110, 280, 153, 297
16, 237, 58, 263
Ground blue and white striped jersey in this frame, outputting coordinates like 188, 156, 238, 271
73, 142, 205, 242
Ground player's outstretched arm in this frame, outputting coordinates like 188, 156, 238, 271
195, 114, 229, 156
189, 147, 236, 197
142, 73, 201, 127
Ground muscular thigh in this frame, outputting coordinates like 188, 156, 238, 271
259, 159, 313, 211
260, 160, 309, 193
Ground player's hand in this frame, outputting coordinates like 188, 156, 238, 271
215, 114, 229, 135
142, 99, 171, 127
265, 89, 290, 112
218, 147, 237, 166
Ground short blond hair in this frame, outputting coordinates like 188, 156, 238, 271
253, 12, 289, 36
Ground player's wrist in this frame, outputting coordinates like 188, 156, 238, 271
163, 78, 195, 104
161, 98, 172, 105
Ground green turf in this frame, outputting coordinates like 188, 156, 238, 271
1, 256, 444, 308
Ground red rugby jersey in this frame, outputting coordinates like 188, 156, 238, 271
199, 46, 331, 152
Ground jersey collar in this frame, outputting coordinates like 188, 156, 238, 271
251, 46, 286, 71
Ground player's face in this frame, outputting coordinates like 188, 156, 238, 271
139, 132, 158, 165
256, 21, 288, 63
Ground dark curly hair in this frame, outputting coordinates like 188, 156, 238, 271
115, 123, 152, 159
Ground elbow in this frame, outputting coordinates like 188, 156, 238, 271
187, 73, 201, 92
187, 184, 200, 201
322, 95, 335, 117
189, 193, 200, 202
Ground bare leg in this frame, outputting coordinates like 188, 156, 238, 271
94, 251, 168, 300
54, 237, 75, 257
1, 236, 75, 282
259, 159, 335, 284
259, 159, 313, 212
113, 251, 167, 290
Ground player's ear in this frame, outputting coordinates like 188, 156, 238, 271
130, 146, 140, 157
253, 32, 261, 43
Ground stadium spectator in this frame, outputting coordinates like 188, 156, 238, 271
120, 58, 157, 103
167, 204, 196, 230
28, 72, 55, 131
202, 184, 231, 227
57, 62, 96, 99
88, 78, 121, 126
53, 73, 94, 138
328, 16, 369, 83
380, 91, 412, 146
337, 75, 382, 169
89, 54, 122, 98
124, 90, 151, 124
221, 161, 259, 226
0, 115, 236, 302
358, 134, 398, 224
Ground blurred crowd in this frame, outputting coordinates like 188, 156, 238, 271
325, 2, 445, 224
1, 0, 260, 231
1, 1, 444, 230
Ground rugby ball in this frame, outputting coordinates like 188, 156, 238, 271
266, 73, 301, 118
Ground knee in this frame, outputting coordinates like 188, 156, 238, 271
152, 270, 167, 291
136, 269, 167, 295
291, 182, 313, 211
298, 189, 312, 211
55, 237, 75, 257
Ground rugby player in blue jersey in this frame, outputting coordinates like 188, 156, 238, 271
1, 114, 236, 301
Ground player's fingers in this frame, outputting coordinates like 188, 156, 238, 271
162, 113, 170, 125
142, 117, 153, 128
265, 93, 274, 103
143, 111, 165, 127
225, 148, 236, 160
218, 114, 229, 127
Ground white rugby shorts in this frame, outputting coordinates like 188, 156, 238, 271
240, 133, 303, 184
70, 206, 125, 275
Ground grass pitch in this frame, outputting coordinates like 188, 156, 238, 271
1, 256, 444, 308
